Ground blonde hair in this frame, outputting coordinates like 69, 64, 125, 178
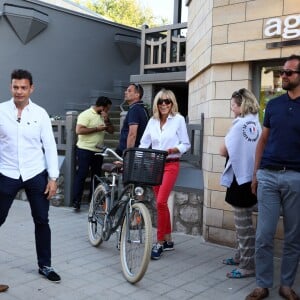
232, 88, 260, 117
152, 89, 179, 119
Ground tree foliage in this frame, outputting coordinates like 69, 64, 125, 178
75, 0, 168, 28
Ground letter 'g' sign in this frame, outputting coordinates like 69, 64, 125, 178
264, 15, 300, 40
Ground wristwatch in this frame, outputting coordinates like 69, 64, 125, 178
49, 177, 58, 182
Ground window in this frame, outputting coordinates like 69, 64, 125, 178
253, 60, 286, 122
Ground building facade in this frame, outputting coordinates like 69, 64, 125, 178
185, 0, 300, 252
0, 0, 141, 115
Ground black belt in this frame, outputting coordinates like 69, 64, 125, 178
166, 158, 180, 163
263, 165, 300, 172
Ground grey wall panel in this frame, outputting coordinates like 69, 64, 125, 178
0, 0, 140, 115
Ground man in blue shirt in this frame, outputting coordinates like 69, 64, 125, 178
116, 83, 149, 156
246, 55, 300, 300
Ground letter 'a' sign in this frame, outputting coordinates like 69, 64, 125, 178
264, 15, 300, 40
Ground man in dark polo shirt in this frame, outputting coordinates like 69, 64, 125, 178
246, 54, 300, 300
116, 83, 149, 156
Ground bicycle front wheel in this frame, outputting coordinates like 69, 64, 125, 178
120, 202, 152, 283
87, 184, 108, 246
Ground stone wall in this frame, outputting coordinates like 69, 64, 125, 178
172, 191, 203, 235
140, 187, 203, 236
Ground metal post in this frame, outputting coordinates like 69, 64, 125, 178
140, 24, 148, 74
64, 111, 78, 206
173, 0, 182, 24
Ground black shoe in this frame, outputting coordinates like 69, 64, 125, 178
151, 243, 163, 260
72, 202, 80, 212
163, 240, 174, 251
39, 266, 61, 282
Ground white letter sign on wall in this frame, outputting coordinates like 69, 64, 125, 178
264, 18, 281, 37
264, 15, 300, 40
283, 15, 300, 39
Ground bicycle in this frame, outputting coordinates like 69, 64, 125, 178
87, 147, 167, 283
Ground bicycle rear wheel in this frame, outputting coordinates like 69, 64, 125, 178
120, 202, 152, 283
87, 184, 108, 246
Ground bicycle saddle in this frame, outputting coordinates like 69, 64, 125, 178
102, 163, 123, 173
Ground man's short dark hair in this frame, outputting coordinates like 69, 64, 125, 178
286, 54, 300, 70
95, 96, 112, 107
11, 69, 33, 85
130, 83, 144, 100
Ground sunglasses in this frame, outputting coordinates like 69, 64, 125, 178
157, 98, 172, 105
279, 69, 300, 77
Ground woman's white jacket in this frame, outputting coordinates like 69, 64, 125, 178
220, 114, 261, 188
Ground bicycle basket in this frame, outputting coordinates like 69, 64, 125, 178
123, 148, 168, 186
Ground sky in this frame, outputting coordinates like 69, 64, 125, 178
138, 0, 188, 24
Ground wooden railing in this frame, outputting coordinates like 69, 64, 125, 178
140, 22, 187, 74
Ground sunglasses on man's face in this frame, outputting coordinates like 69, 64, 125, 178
157, 98, 172, 105
279, 69, 300, 77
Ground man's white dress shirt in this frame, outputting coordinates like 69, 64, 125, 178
0, 99, 59, 181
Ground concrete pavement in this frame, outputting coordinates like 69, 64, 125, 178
1, 200, 299, 300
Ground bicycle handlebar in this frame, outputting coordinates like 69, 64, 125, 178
97, 146, 123, 162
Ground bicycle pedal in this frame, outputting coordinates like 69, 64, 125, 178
88, 217, 95, 223
116, 242, 120, 250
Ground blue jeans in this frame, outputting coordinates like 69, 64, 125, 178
73, 147, 103, 205
256, 169, 300, 288
0, 170, 51, 268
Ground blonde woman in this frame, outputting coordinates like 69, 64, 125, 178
140, 89, 190, 260
220, 88, 261, 278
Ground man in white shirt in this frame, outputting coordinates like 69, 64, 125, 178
0, 69, 61, 283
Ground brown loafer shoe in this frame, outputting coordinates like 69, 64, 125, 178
245, 287, 269, 300
0, 284, 9, 293
279, 286, 300, 300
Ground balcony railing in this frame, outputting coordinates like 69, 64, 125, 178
140, 22, 187, 74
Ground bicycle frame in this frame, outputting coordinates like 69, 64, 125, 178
97, 182, 140, 242
88, 147, 153, 283
90, 148, 137, 241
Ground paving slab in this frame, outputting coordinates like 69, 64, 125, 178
0, 200, 299, 300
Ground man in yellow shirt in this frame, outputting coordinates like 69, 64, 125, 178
72, 96, 114, 211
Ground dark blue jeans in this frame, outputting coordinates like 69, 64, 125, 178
73, 147, 103, 205
0, 170, 51, 268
